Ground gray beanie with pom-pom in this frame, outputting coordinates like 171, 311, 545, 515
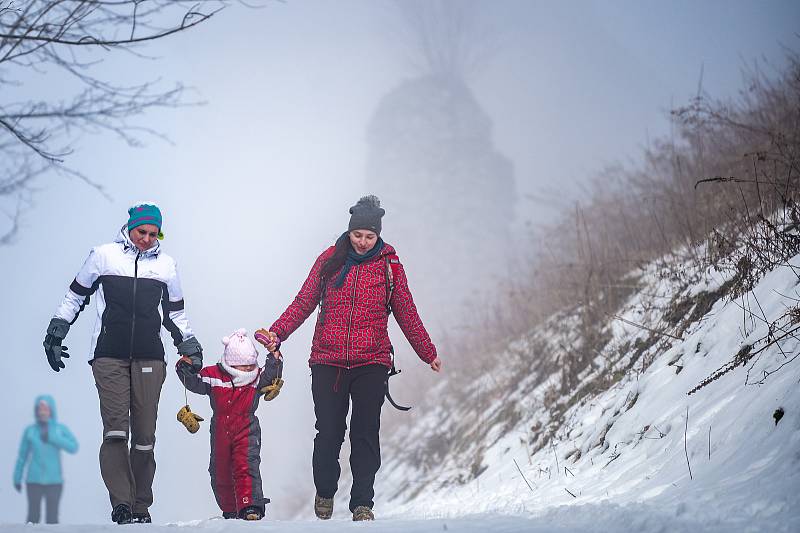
348, 195, 385, 235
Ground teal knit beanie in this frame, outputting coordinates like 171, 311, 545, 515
127, 203, 163, 237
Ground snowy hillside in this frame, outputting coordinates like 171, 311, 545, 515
374, 250, 800, 532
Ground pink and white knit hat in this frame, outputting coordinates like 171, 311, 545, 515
222, 328, 258, 366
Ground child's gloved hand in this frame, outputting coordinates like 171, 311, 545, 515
177, 405, 204, 433
177, 355, 198, 373
260, 378, 284, 401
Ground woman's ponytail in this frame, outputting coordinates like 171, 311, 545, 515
320, 232, 351, 280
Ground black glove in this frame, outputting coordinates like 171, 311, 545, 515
14, 482, 21, 493
177, 337, 203, 371
43, 318, 70, 372
177, 358, 197, 374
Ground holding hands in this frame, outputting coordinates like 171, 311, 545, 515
177, 337, 203, 371
254, 329, 281, 354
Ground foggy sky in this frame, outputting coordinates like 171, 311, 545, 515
1, 0, 798, 524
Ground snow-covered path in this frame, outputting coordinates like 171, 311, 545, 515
1, 502, 791, 533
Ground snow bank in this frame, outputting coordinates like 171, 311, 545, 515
376, 252, 800, 532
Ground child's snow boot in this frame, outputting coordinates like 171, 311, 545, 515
111, 503, 132, 524
352, 506, 375, 521
131, 511, 151, 523
314, 494, 334, 519
238, 505, 264, 520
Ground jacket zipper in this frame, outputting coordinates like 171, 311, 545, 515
344, 264, 361, 369
129, 251, 141, 359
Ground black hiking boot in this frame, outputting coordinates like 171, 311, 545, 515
111, 503, 132, 524
314, 494, 334, 520
238, 505, 264, 521
222, 511, 238, 519
352, 506, 375, 521
131, 511, 151, 524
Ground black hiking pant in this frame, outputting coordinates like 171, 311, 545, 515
311, 364, 388, 512
26, 483, 62, 524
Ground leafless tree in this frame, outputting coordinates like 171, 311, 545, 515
0, 0, 255, 243
392, 0, 498, 80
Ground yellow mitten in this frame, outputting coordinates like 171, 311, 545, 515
260, 378, 284, 401
177, 405, 204, 433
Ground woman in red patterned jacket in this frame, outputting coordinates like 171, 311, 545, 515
258, 195, 441, 521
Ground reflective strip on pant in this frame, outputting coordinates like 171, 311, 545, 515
134, 443, 154, 451
105, 430, 128, 439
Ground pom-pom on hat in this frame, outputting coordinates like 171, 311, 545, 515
348, 195, 385, 235
127, 201, 164, 239
222, 328, 259, 367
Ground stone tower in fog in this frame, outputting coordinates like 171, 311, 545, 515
365, 1, 516, 327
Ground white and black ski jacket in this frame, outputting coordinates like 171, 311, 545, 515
53, 227, 196, 361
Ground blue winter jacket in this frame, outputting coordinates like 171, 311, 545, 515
13, 395, 78, 486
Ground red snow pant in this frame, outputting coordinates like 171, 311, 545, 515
208, 417, 266, 514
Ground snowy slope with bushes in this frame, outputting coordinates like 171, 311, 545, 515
375, 249, 800, 532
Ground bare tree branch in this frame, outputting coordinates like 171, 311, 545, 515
0, 1, 260, 244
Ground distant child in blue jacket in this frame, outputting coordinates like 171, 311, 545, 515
13, 395, 78, 524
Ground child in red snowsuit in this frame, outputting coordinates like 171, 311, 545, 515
176, 328, 282, 520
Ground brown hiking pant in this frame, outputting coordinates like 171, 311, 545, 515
92, 358, 166, 513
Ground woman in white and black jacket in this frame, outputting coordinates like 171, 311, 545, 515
43, 202, 203, 525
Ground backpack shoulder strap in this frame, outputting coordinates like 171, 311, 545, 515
384, 254, 400, 315
382, 254, 411, 412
